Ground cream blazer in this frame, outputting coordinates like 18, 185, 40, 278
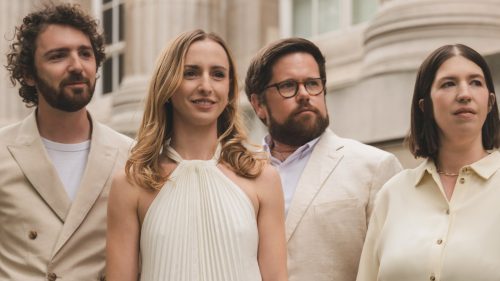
286, 128, 403, 281
0, 111, 133, 281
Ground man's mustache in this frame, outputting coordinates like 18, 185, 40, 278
291, 103, 321, 116
60, 75, 91, 87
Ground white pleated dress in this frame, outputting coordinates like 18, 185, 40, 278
140, 145, 262, 281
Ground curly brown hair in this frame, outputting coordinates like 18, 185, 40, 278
5, 2, 106, 107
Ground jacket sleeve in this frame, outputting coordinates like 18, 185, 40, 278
366, 154, 402, 225
356, 209, 381, 281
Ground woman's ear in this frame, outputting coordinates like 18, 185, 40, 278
488, 93, 496, 113
419, 99, 425, 112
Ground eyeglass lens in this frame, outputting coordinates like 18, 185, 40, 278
278, 79, 323, 97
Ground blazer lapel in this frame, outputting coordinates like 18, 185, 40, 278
285, 129, 344, 242
51, 118, 119, 258
7, 112, 71, 222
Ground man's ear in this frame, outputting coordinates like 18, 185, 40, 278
23, 70, 36, 87
251, 93, 267, 119
418, 99, 425, 112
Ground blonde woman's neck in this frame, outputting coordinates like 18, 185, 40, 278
169, 119, 219, 161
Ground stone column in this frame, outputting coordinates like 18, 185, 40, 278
225, 0, 280, 143
0, 0, 39, 128
364, 0, 500, 78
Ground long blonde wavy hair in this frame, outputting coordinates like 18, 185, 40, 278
126, 29, 267, 190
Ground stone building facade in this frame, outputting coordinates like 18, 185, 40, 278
2, 0, 500, 168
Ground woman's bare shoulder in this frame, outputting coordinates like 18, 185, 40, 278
110, 168, 143, 202
253, 163, 282, 192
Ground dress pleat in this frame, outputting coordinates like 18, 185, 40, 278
140, 145, 261, 281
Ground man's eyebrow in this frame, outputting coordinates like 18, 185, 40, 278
43, 45, 93, 57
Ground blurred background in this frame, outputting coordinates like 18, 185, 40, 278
2, 0, 500, 168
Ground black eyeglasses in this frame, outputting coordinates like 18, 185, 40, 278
262, 78, 326, 98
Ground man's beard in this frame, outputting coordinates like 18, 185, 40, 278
267, 101, 330, 147
34, 72, 95, 112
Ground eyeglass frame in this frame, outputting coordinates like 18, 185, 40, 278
262, 78, 326, 98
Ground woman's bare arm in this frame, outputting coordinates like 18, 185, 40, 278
255, 164, 288, 281
106, 169, 141, 281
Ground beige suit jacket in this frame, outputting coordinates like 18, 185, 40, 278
286, 129, 403, 281
0, 111, 133, 281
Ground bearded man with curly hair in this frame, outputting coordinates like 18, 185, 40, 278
0, 3, 133, 281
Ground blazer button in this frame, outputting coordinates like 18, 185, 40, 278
47, 273, 57, 281
100, 275, 106, 281
29, 231, 37, 239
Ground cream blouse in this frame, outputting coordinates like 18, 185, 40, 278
357, 151, 500, 281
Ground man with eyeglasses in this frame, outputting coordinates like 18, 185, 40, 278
246, 37, 403, 281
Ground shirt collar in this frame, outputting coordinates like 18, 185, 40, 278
262, 134, 322, 163
470, 151, 500, 180
414, 158, 436, 186
414, 151, 500, 186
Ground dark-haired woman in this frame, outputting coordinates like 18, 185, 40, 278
356, 44, 500, 281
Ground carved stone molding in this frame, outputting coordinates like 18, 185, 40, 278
363, 0, 500, 77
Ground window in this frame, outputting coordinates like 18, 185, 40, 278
289, 0, 377, 38
101, 0, 125, 95
352, 0, 378, 25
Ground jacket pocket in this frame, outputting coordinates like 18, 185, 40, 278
314, 198, 357, 213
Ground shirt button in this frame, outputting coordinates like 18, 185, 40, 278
446, 209, 450, 215
462, 167, 468, 173
100, 275, 107, 281
437, 239, 443, 244
29, 231, 37, 239
47, 273, 57, 281
430, 276, 436, 281
459, 178, 465, 184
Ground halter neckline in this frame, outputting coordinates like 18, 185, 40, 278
165, 143, 221, 165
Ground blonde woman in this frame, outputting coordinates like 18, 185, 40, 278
357, 44, 500, 281
106, 30, 287, 281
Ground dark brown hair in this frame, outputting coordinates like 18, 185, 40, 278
245, 37, 326, 124
5, 2, 106, 107
406, 44, 500, 158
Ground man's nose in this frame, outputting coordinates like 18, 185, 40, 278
295, 82, 310, 102
67, 53, 83, 74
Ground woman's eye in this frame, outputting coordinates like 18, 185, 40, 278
471, 80, 483, 86
442, 82, 455, 88
184, 71, 196, 77
213, 72, 226, 78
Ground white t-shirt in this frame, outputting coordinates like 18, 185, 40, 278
41, 137, 91, 202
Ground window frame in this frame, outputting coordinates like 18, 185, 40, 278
280, 0, 377, 39
93, 0, 126, 96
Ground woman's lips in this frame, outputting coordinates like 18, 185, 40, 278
191, 99, 216, 110
454, 107, 476, 118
